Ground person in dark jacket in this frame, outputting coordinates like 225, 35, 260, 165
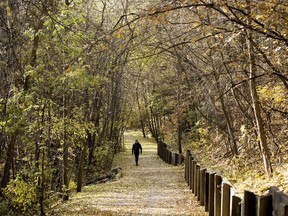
132, 140, 142, 166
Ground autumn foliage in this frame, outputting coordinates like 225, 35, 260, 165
0, 0, 287, 214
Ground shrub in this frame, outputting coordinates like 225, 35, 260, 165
3, 175, 37, 214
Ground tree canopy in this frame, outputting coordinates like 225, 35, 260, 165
0, 0, 287, 215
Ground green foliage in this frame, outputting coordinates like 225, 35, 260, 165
61, 180, 77, 198
68, 180, 77, 192
3, 176, 37, 213
94, 144, 111, 172
0, 197, 14, 216
86, 143, 114, 181
1, 0, 286, 213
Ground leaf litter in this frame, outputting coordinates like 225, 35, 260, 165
54, 131, 207, 216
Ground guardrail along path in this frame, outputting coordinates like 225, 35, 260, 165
57, 131, 207, 215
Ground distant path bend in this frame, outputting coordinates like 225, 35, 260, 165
56, 131, 207, 216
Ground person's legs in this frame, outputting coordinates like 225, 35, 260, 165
135, 153, 139, 166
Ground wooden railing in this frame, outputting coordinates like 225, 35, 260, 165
184, 150, 288, 216
157, 143, 288, 216
157, 141, 184, 165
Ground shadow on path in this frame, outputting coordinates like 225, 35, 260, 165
55, 131, 207, 216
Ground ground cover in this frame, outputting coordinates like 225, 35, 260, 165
54, 131, 207, 216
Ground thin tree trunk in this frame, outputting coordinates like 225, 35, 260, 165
176, 62, 182, 155
76, 146, 86, 192
37, 106, 46, 216
62, 88, 69, 201
136, 89, 146, 138
213, 73, 238, 155
0, 133, 17, 189
40, 149, 45, 216
246, 27, 273, 176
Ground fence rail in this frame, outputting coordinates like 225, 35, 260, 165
157, 142, 288, 216
157, 141, 184, 165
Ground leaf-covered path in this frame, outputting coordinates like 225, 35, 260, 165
55, 131, 207, 215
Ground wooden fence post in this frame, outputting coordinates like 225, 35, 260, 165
193, 162, 197, 194
196, 164, 201, 200
157, 142, 160, 158
214, 174, 222, 216
200, 168, 207, 205
270, 186, 288, 216
186, 155, 189, 185
204, 171, 209, 212
182, 152, 288, 216
180, 155, 184, 164
161, 142, 165, 160
231, 195, 241, 216
221, 182, 230, 216
175, 153, 179, 165
171, 152, 175, 165
190, 160, 196, 194
185, 150, 190, 182
173, 153, 177, 165
166, 149, 169, 163
243, 190, 256, 216
161, 143, 164, 160
174, 153, 177, 165
257, 195, 272, 216
188, 156, 193, 188
189, 158, 193, 190
209, 173, 215, 216
279, 203, 288, 216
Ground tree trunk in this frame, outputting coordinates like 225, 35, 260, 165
214, 73, 238, 155
62, 127, 69, 200
176, 62, 182, 155
39, 149, 45, 216
62, 90, 69, 201
76, 146, 86, 192
136, 89, 146, 138
1, 134, 17, 189
246, 29, 273, 176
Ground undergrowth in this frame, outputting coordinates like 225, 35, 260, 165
165, 127, 288, 198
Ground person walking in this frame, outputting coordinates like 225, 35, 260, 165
132, 140, 142, 166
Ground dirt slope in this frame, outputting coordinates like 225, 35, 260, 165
55, 131, 207, 216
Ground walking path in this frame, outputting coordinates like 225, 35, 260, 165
55, 131, 207, 215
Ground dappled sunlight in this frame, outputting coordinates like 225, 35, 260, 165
56, 131, 207, 215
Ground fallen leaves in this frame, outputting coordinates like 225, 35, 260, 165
54, 131, 207, 215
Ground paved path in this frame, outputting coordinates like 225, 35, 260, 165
56, 131, 207, 215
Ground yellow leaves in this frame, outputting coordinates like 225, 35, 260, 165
6, 5, 12, 17
157, 13, 166, 23
190, 36, 198, 43
193, 21, 201, 28
68, 180, 77, 192
258, 84, 286, 105
56, 131, 208, 215
3, 176, 37, 212
221, 6, 228, 14
145, 4, 171, 27
240, 125, 246, 134
215, 33, 224, 39
256, 14, 266, 22
0, 1, 12, 17
257, 84, 287, 113
115, 28, 125, 39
